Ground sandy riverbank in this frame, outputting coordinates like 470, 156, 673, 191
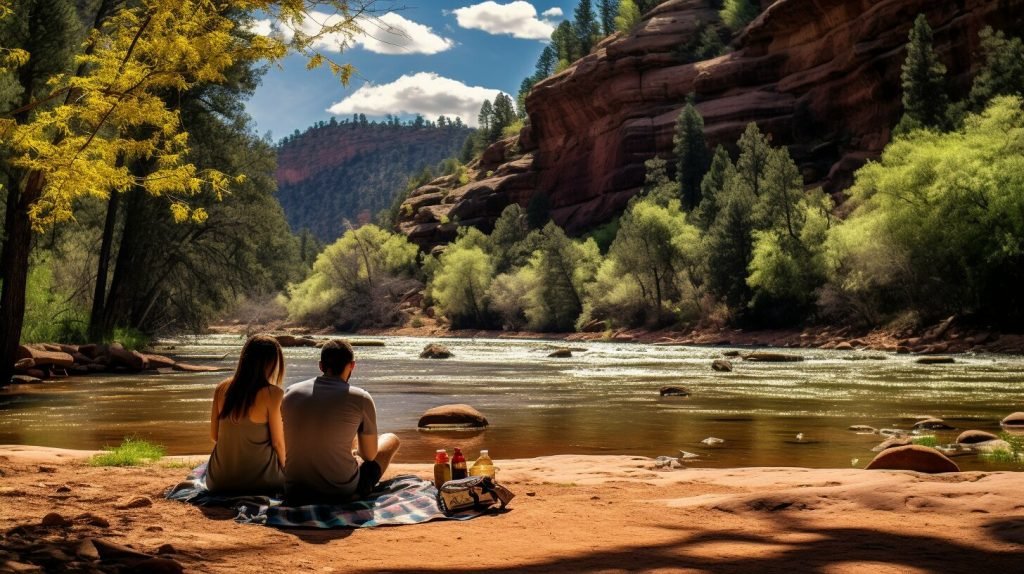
2, 446, 1023, 573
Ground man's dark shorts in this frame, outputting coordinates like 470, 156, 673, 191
285, 460, 382, 506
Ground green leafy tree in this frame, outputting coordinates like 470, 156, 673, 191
720, 0, 758, 31
284, 225, 420, 328
968, 27, 1024, 111
432, 230, 496, 328
521, 223, 601, 331
673, 103, 709, 210
642, 157, 678, 205
487, 204, 539, 273
897, 14, 948, 133
615, 0, 642, 33
823, 96, 1024, 326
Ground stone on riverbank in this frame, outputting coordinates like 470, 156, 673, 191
865, 445, 960, 473
417, 404, 488, 428
913, 418, 954, 431
1000, 412, 1024, 427
420, 343, 452, 359
871, 436, 913, 452
848, 425, 877, 433
15, 346, 74, 368
548, 348, 572, 358
274, 334, 318, 348
711, 359, 733, 372
956, 430, 999, 444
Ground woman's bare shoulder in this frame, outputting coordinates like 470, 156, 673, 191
214, 378, 233, 395
259, 384, 285, 401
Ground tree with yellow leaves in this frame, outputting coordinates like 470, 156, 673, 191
0, 0, 383, 384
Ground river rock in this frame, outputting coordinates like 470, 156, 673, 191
171, 363, 224, 373
865, 445, 960, 473
848, 425, 877, 433
115, 496, 153, 510
141, 354, 176, 369
40, 512, 69, 527
973, 439, 1013, 454
871, 436, 913, 452
76, 513, 110, 528
956, 430, 999, 445
743, 352, 804, 363
11, 375, 42, 385
14, 358, 34, 370
915, 356, 956, 365
701, 437, 725, 446
913, 418, 955, 431
107, 343, 145, 371
548, 348, 572, 358
274, 334, 317, 348
711, 359, 733, 372
722, 350, 741, 357
417, 404, 487, 428
1001, 412, 1024, 427
419, 343, 452, 359
659, 386, 689, 397
833, 341, 854, 351
15, 346, 74, 368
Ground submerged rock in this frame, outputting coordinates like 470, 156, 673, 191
913, 418, 955, 431
701, 437, 725, 446
1001, 412, 1024, 427
711, 359, 733, 372
743, 352, 804, 363
548, 348, 573, 358
417, 404, 488, 428
659, 386, 689, 397
865, 445, 960, 473
848, 425, 877, 433
420, 343, 452, 359
915, 356, 956, 365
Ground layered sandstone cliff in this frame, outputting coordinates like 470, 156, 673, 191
399, 0, 1024, 248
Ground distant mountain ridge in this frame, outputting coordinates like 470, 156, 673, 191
275, 119, 472, 241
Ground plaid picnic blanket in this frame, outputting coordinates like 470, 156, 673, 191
165, 462, 491, 528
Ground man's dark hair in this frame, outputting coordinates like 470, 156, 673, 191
320, 339, 354, 375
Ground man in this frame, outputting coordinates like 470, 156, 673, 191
282, 339, 400, 504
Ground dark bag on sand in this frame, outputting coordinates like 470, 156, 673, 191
438, 476, 515, 515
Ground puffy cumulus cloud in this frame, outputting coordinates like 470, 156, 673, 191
250, 11, 453, 55
328, 72, 505, 127
452, 1, 560, 40
540, 7, 563, 18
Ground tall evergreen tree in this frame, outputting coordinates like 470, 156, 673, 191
573, 0, 600, 56
733, 122, 772, 198
477, 99, 494, 133
598, 0, 619, 36
967, 27, 1024, 112
673, 103, 709, 210
693, 145, 733, 231
535, 45, 557, 78
517, 77, 535, 119
898, 14, 948, 132
490, 93, 517, 142
552, 20, 579, 67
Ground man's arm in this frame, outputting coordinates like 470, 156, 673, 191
355, 393, 379, 461
357, 432, 379, 461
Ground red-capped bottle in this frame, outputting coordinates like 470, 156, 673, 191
433, 449, 452, 489
451, 447, 468, 480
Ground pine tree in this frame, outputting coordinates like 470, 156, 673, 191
968, 27, 1024, 112
477, 99, 494, 133
490, 93, 517, 142
535, 45, 557, 78
552, 20, 578, 67
898, 14, 948, 132
733, 122, 772, 198
573, 0, 600, 56
517, 77, 536, 119
693, 145, 733, 231
673, 103, 709, 210
598, 0, 619, 36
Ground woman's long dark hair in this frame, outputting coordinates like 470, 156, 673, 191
220, 335, 284, 421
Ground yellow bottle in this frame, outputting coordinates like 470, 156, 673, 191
469, 449, 495, 479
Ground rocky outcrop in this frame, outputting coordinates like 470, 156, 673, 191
398, 0, 1024, 248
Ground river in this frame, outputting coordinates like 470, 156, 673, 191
1, 335, 1021, 471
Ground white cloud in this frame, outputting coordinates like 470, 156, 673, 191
250, 11, 453, 55
540, 7, 563, 18
327, 72, 505, 127
453, 1, 559, 40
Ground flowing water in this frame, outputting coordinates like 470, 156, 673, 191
2, 335, 1022, 471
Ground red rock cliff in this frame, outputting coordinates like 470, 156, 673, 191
399, 0, 1024, 247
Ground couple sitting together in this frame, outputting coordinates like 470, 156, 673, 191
205, 335, 400, 504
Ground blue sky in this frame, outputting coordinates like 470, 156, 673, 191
245, 1, 580, 139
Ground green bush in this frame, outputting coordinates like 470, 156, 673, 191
88, 436, 166, 467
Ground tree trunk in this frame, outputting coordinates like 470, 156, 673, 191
0, 173, 43, 385
88, 188, 121, 341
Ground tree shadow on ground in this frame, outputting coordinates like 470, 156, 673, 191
375, 513, 1024, 574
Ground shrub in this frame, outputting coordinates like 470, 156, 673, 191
88, 436, 166, 467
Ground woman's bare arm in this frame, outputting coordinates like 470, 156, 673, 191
210, 382, 225, 442
267, 387, 287, 469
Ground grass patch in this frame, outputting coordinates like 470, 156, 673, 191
911, 436, 938, 447
981, 449, 1018, 464
108, 327, 151, 351
88, 436, 166, 467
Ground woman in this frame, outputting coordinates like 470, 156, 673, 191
205, 334, 287, 494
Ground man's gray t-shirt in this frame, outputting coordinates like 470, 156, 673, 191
282, 376, 377, 499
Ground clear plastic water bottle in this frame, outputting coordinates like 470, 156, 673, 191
469, 449, 495, 479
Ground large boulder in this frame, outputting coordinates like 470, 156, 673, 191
274, 334, 318, 348
743, 352, 804, 363
871, 436, 913, 452
417, 404, 488, 428
420, 343, 452, 359
865, 445, 960, 473
956, 430, 999, 445
1001, 412, 1024, 427
913, 418, 954, 431
106, 343, 146, 371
